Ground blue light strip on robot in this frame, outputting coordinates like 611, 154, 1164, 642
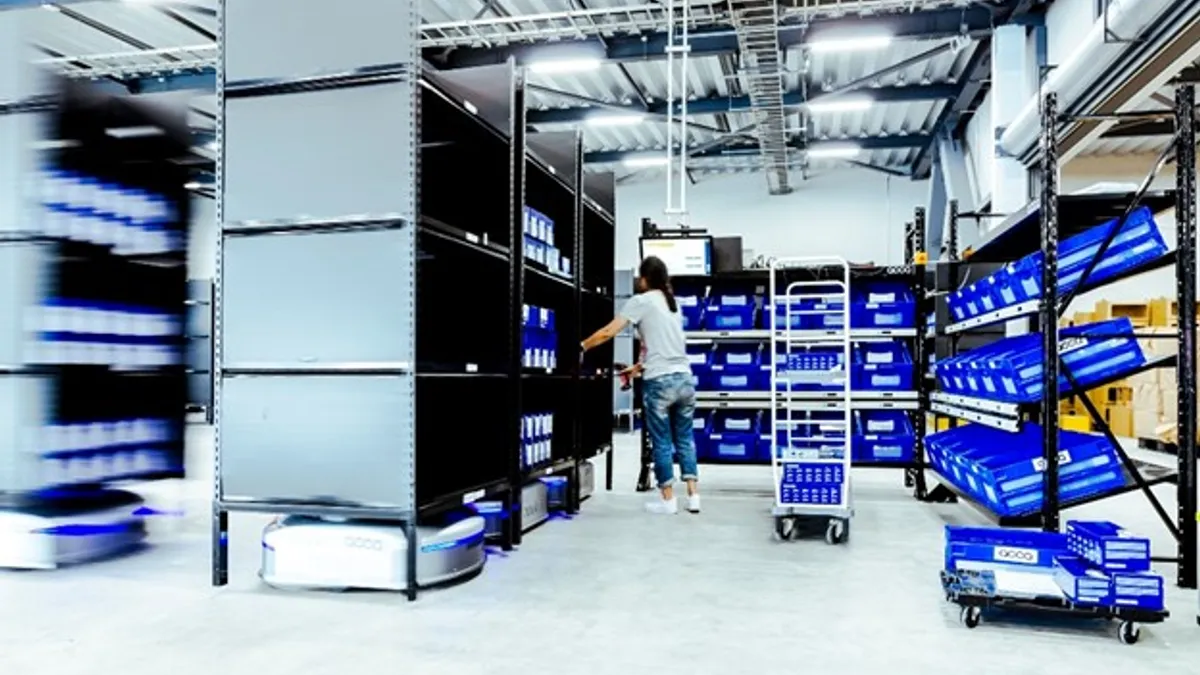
34, 522, 139, 536
419, 530, 486, 553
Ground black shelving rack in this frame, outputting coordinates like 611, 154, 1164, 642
211, 11, 614, 595
923, 85, 1197, 588
632, 222, 925, 491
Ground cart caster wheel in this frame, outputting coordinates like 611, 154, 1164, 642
774, 517, 795, 541
824, 518, 848, 545
959, 605, 982, 629
1118, 621, 1140, 645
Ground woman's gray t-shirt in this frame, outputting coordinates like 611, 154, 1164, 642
620, 290, 692, 381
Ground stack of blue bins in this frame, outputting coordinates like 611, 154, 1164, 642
926, 424, 1127, 517
852, 281, 916, 329
704, 410, 766, 462
685, 343, 711, 390
934, 318, 1146, 402
853, 341, 914, 391
774, 345, 846, 392
852, 409, 914, 463
943, 522, 1166, 613
707, 342, 769, 391
704, 291, 758, 330
947, 206, 1168, 324
521, 304, 558, 370
1058, 521, 1164, 610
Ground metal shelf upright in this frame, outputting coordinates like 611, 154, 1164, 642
921, 85, 1197, 589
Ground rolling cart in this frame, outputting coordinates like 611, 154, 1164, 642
770, 257, 853, 544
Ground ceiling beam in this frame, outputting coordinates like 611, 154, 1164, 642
911, 40, 991, 179
529, 83, 956, 124
586, 134, 930, 164
430, 6, 1000, 70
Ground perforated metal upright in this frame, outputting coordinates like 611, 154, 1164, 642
212, 0, 420, 598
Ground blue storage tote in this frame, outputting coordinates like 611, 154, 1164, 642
852, 341, 913, 391
780, 463, 845, 505
1066, 520, 1152, 573
708, 343, 769, 391
1111, 570, 1166, 611
775, 410, 847, 461
691, 411, 711, 459
853, 409, 915, 463
927, 424, 1127, 517
852, 282, 916, 329
676, 290, 707, 330
944, 525, 1068, 571
707, 410, 763, 461
704, 292, 758, 330
1053, 555, 1114, 605
775, 346, 846, 391
686, 343, 712, 390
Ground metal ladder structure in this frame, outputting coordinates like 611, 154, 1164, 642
730, 0, 791, 195
770, 257, 853, 544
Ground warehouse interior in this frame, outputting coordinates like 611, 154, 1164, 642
2, 0, 1200, 673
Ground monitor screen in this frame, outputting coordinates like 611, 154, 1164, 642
640, 237, 712, 277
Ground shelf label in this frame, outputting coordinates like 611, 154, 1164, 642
466, 363, 478, 373
465, 232, 480, 244
462, 489, 486, 505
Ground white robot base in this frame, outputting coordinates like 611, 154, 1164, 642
0, 489, 147, 570
260, 514, 487, 592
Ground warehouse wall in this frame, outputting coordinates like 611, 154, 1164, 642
614, 169, 930, 271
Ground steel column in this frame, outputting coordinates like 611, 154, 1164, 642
1175, 84, 1198, 590
1039, 92, 1060, 533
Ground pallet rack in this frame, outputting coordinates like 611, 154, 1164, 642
632, 222, 925, 492
924, 85, 1197, 589
211, 1, 613, 598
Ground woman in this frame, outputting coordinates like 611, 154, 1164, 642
581, 256, 699, 515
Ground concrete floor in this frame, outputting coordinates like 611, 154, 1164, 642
1, 425, 1198, 675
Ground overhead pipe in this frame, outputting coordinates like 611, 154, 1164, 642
999, 0, 1180, 158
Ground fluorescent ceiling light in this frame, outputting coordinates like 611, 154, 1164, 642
623, 156, 669, 168
40, 3, 60, 11
807, 144, 862, 159
586, 113, 646, 127
809, 35, 892, 53
805, 96, 873, 114
527, 58, 602, 75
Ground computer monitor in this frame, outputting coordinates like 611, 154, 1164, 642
639, 236, 713, 277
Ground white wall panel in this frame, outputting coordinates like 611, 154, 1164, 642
964, 90, 994, 208
614, 170, 929, 270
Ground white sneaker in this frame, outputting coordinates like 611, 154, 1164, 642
686, 494, 701, 513
645, 497, 678, 515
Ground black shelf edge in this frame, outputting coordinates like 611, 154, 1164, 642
944, 251, 1178, 334
926, 460, 1177, 527
419, 77, 512, 144
970, 191, 1177, 262
419, 215, 510, 262
526, 151, 575, 195
582, 196, 614, 224
418, 477, 511, 519
522, 457, 576, 481
524, 260, 574, 288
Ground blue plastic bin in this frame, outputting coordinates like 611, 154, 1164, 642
1053, 555, 1114, 605
852, 282, 916, 329
1066, 520, 1152, 573
775, 346, 847, 392
853, 341, 914, 391
677, 291, 707, 330
707, 410, 764, 461
709, 343, 769, 391
853, 410, 915, 463
686, 343, 712, 390
1111, 570, 1166, 611
944, 525, 1068, 571
704, 293, 758, 330
927, 424, 1127, 517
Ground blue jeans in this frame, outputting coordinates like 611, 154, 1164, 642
643, 372, 698, 489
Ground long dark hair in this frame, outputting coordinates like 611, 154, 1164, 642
639, 256, 677, 313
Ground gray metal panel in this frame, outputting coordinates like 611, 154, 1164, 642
222, 87, 415, 224
221, 229, 413, 368
0, 375, 53, 492
222, 0, 417, 83
0, 242, 47, 365
218, 374, 414, 508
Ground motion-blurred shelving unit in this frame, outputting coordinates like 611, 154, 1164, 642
632, 224, 924, 495
0, 71, 191, 569
211, 0, 613, 598
923, 85, 1197, 589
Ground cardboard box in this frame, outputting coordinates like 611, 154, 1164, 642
1094, 300, 1150, 327
1062, 414, 1091, 432
1104, 404, 1135, 438
1149, 297, 1171, 327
